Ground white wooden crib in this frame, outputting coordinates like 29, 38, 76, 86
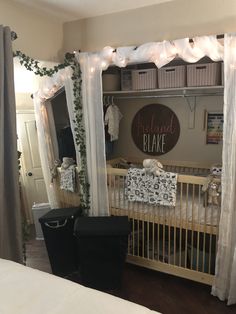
107, 157, 221, 285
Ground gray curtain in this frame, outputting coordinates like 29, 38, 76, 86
0, 25, 22, 263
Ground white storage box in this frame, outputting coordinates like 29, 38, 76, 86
132, 68, 157, 90
121, 69, 132, 91
187, 62, 221, 87
32, 203, 51, 240
158, 65, 186, 89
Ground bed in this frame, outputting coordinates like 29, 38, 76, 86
0, 258, 159, 314
106, 158, 221, 285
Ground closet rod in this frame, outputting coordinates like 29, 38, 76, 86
112, 93, 223, 100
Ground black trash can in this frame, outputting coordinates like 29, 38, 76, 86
39, 207, 81, 277
74, 216, 130, 290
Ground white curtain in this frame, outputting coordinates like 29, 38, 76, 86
211, 33, 236, 305
78, 52, 109, 216
33, 66, 73, 209
100, 36, 223, 68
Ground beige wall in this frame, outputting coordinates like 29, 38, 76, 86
1, 0, 63, 61
1, 0, 64, 109
63, 0, 236, 53
113, 95, 223, 164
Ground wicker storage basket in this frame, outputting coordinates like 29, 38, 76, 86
187, 63, 221, 87
158, 65, 186, 89
132, 68, 157, 90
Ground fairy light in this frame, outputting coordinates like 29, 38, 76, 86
101, 60, 108, 70
101, 46, 114, 62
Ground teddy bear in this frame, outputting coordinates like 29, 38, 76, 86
50, 159, 61, 183
143, 159, 165, 176
202, 164, 222, 205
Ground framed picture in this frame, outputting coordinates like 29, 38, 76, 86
205, 111, 223, 144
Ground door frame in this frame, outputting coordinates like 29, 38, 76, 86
16, 109, 48, 224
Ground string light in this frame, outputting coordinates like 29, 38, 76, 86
101, 60, 108, 70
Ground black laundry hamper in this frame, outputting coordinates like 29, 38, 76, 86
74, 216, 130, 290
39, 207, 81, 277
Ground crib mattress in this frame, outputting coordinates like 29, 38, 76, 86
109, 188, 220, 227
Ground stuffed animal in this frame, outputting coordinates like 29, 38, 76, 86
202, 164, 222, 205
50, 159, 61, 183
143, 159, 164, 176
61, 157, 75, 169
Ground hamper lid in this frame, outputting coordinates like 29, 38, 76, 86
39, 207, 81, 223
74, 216, 130, 237
32, 203, 50, 209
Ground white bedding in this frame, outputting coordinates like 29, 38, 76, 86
0, 258, 159, 314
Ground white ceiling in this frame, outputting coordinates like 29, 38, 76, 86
12, 0, 175, 22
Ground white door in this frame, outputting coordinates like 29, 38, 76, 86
17, 112, 48, 223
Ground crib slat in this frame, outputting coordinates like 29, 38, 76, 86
190, 184, 195, 270
184, 183, 189, 268
179, 182, 183, 268
142, 220, 145, 258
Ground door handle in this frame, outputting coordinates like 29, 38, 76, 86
27, 172, 33, 176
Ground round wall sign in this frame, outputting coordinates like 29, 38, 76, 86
131, 104, 180, 156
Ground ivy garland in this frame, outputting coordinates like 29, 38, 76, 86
13, 50, 90, 215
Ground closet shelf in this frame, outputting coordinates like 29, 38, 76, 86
103, 85, 224, 99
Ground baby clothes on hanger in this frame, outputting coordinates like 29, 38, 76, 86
104, 101, 123, 141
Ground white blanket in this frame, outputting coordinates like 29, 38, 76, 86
0, 259, 160, 314
126, 168, 178, 207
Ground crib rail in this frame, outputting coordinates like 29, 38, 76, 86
107, 167, 220, 285
107, 157, 211, 174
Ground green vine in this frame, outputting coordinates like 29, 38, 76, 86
70, 60, 90, 214
13, 50, 71, 76
14, 51, 90, 215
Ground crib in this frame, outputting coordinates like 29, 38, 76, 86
106, 157, 221, 285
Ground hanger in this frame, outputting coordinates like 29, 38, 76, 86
111, 96, 115, 106
107, 96, 111, 107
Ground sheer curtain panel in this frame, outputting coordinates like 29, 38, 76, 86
212, 33, 236, 305
0, 25, 22, 262
78, 52, 109, 216
33, 66, 73, 209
